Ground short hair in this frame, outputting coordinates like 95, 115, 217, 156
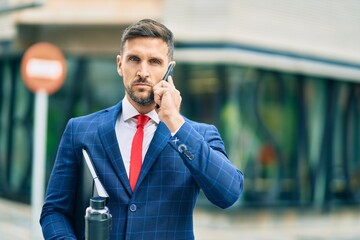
120, 19, 174, 60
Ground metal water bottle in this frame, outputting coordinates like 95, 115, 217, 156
85, 196, 112, 240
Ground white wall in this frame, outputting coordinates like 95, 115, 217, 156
164, 0, 360, 81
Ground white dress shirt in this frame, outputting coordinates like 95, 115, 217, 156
115, 96, 159, 177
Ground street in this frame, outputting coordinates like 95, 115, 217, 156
1, 198, 360, 240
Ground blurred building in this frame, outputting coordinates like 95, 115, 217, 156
1, 0, 360, 208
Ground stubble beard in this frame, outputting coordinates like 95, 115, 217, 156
126, 79, 155, 106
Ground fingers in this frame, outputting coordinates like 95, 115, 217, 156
153, 77, 180, 110
153, 79, 173, 95
166, 76, 174, 86
153, 83, 167, 106
153, 87, 163, 106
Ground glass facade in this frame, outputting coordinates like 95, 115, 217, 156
1, 53, 360, 208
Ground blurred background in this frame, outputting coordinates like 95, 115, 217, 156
1, 0, 360, 239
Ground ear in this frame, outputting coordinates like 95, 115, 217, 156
169, 60, 176, 67
116, 55, 123, 76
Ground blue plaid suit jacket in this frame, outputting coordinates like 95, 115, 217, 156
40, 101, 244, 240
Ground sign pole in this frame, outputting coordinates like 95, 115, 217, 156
20, 42, 66, 240
31, 90, 49, 240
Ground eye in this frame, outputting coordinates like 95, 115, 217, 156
149, 59, 161, 65
129, 56, 140, 62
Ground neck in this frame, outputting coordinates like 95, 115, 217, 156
126, 95, 156, 114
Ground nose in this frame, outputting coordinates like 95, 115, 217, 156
137, 63, 149, 79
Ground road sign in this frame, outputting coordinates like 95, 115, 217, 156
20, 42, 67, 240
21, 42, 66, 94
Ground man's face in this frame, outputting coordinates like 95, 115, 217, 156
117, 37, 170, 108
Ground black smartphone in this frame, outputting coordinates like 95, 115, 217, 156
156, 63, 176, 108
162, 62, 175, 81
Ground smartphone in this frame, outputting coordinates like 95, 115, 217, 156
162, 62, 175, 81
156, 62, 176, 108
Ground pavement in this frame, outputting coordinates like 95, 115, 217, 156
1, 197, 360, 240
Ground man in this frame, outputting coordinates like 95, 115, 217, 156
40, 19, 244, 240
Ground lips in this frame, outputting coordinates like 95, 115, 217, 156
132, 79, 152, 88
133, 83, 151, 87
134, 82, 149, 85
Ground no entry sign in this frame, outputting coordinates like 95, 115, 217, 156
21, 42, 66, 94
21, 42, 67, 239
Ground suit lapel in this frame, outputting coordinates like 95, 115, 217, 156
98, 101, 171, 193
136, 121, 171, 188
98, 102, 132, 194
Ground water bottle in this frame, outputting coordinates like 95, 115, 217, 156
85, 196, 112, 240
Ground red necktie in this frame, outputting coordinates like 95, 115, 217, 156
129, 114, 150, 191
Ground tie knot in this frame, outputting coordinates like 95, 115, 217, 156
135, 115, 150, 129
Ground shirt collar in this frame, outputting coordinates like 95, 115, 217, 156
122, 96, 160, 124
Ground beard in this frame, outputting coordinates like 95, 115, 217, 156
125, 78, 155, 106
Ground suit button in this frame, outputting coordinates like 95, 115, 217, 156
178, 144, 187, 153
185, 150, 194, 160
129, 204, 137, 212
178, 144, 194, 160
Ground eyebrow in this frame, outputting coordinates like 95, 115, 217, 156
126, 53, 165, 63
126, 53, 139, 59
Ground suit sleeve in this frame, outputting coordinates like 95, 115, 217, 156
40, 119, 79, 239
168, 121, 244, 209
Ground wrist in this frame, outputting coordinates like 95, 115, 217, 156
164, 114, 185, 133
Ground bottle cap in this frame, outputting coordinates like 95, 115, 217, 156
90, 196, 106, 210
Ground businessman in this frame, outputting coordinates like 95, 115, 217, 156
40, 19, 244, 240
